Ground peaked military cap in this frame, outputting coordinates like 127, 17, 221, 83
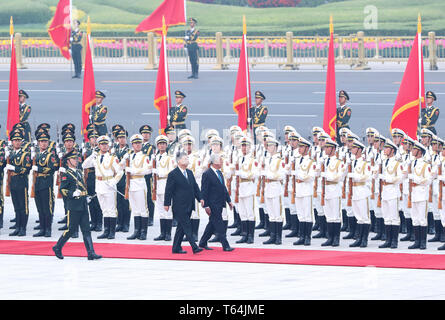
116, 129, 128, 138
255, 91, 266, 100
37, 131, 50, 141
62, 132, 75, 142
426, 91, 437, 101
130, 134, 143, 144
62, 123, 76, 132
139, 125, 153, 134
324, 139, 338, 148
175, 90, 186, 98
87, 130, 99, 140
164, 125, 176, 135
384, 140, 398, 151
19, 89, 29, 99
339, 90, 349, 100
155, 135, 169, 145
10, 130, 24, 141
352, 140, 365, 150
37, 123, 50, 131
189, 17, 197, 24
95, 90, 106, 98
97, 135, 110, 145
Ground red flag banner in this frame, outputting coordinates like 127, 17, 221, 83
136, 0, 186, 34
48, 0, 71, 60
154, 20, 171, 133
322, 18, 336, 140
390, 32, 425, 140
7, 21, 19, 139
233, 18, 251, 131
81, 33, 96, 141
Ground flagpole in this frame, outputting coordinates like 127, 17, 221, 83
69, 0, 73, 78
417, 13, 422, 137
163, 17, 170, 132
243, 15, 252, 138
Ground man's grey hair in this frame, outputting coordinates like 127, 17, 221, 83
210, 153, 222, 165
176, 151, 188, 162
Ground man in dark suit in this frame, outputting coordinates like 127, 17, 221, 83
199, 153, 235, 251
164, 151, 203, 254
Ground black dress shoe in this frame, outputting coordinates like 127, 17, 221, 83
223, 247, 235, 252
172, 249, 187, 254
58, 225, 68, 231
187, 75, 194, 79
52, 246, 64, 259
199, 245, 213, 250
192, 247, 203, 254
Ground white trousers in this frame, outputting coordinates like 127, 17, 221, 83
295, 196, 313, 223
313, 194, 324, 216
402, 194, 411, 219
129, 189, 148, 218
352, 197, 370, 224
97, 192, 117, 218
155, 193, 172, 219
238, 195, 255, 221
323, 197, 341, 223
411, 201, 428, 227
371, 197, 382, 218
382, 198, 400, 226
342, 197, 353, 217
265, 196, 282, 222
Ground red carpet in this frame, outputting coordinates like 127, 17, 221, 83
1, 240, 445, 270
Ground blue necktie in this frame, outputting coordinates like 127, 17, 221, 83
216, 170, 224, 185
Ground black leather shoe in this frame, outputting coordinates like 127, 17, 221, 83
52, 246, 64, 259
58, 225, 68, 231
199, 244, 213, 250
58, 216, 67, 224
192, 247, 203, 254
33, 230, 45, 237
223, 247, 235, 252
172, 249, 187, 254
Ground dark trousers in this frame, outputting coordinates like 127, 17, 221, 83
145, 175, 154, 221
199, 207, 230, 249
21, 122, 32, 143
117, 182, 130, 227
59, 209, 91, 242
35, 187, 54, 230
87, 177, 102, 227
72, 44, 82, 77
11, 187, 28, 229
94, 124, 108, 136
172, 210, 198, 252
0, 181, 4, 227
187, 44, 199, 76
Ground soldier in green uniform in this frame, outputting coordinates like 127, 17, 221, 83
140, 125, 156, 226
0, 127, 6, 230
111, 124, 124, 150
90, 91, 108, 136
7, 130, 32, 237
250, 91, 268, 144
336, 90, 352, 146
52, 150, 102, 260
114, 129, 131, 232
185, 18, 200, 79
420, 91, 440, 135
32, 131, 59, 237
70, 19, 83, 79
82, 130, 103, 232
18, 89, 32, 142
169, 91, 188, 130
165, 125, 179, 156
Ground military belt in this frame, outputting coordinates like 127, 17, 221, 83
96, 176, 114, 181
381, 181, 395, 186
130, 175, 145, 179
95, 121, 106, 125
253, 123, 265, 128
240, 178, 254, 183
265, 179, 281, 183
325, 181, 338, 185
172, 121, 185, 125
352, 182, 366, 187
37, 173, 50, 177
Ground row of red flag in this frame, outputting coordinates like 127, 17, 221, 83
7, 0, 426, 142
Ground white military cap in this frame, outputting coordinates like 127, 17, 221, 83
155, 135, 168, 145
97, 135, 110, 144
391, 128, 406, 138
206, 129, 219, 139
298, 137, 311, 147
130, 134, 143, 144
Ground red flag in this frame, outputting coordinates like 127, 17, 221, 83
233, 17, 251, 131
154, 18, 171, 133
81, 19, 96, 141
48, 0, 71, 60
7, 19, 19, 139
136, 0, 186, 34
390, 16, 425, 140
323, 17, 337, 141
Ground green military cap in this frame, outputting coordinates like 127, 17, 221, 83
111, 124, 123, 133
62, 123, 76, 133
19, 89, 29, 99
139, 125, 153, 134
34, 127, 48, 138
63, 149, 79, 161
37, 123, 50, 131
62, 132, 75, 142
10, 129, 24, 141
175, 90, 186, 98
95, 90, 106, 98
189, 17, 197, 24
426, 91, 437, 101
164, 125, 175, 134
87, 130, 99, 140
255, 91, 266, 100
116, 129, 128, 138
338, 90, 349, 100
37, 131, 50, 141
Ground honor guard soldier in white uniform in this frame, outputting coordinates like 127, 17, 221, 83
320, 139, 346, 247
429, 135, 445, 243
408, 141, 432, 249
347, 139, 372, 248
378, 140, 403, 249
199, 129, 219, 161
125, 134, 151, 240
338, 128, 352, 232
114, 129, 131, 232
153, 135, 176, 241
420, 128, 435, 234
282, 125, 296, 231
365, 127, 379, 232
257, 130, 274, 237
140, 125, 156, 227
391, 128, 408, 233
292, 137, 316, 246
400, 136, 415, 242
284, 131, 302, 239
436, 144, 445, 250
369, 133, 385, 241
226, 127, 242, 232
261, 138, 286, 245
233, 136, 258, 244
83, 135, 123, 240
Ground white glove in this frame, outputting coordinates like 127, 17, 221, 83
378, 174, 385, 181
123, 153, 130, 161
7, 141, 11, 147
126, 167, 133, 175
152, 168, 158, 175
31, 152, 36, 160
5, 149, 10, 158
32, 165, 38, 172
320, 172, 326, 178
31, 146, 35, 153
347, 173, 356, 179
59, 167, 66, 173
58, 152, 63, 158
73, 189, 81, 197
6, 164, 15, 171
111, 147, 115, 154
235, 170, 240, 176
